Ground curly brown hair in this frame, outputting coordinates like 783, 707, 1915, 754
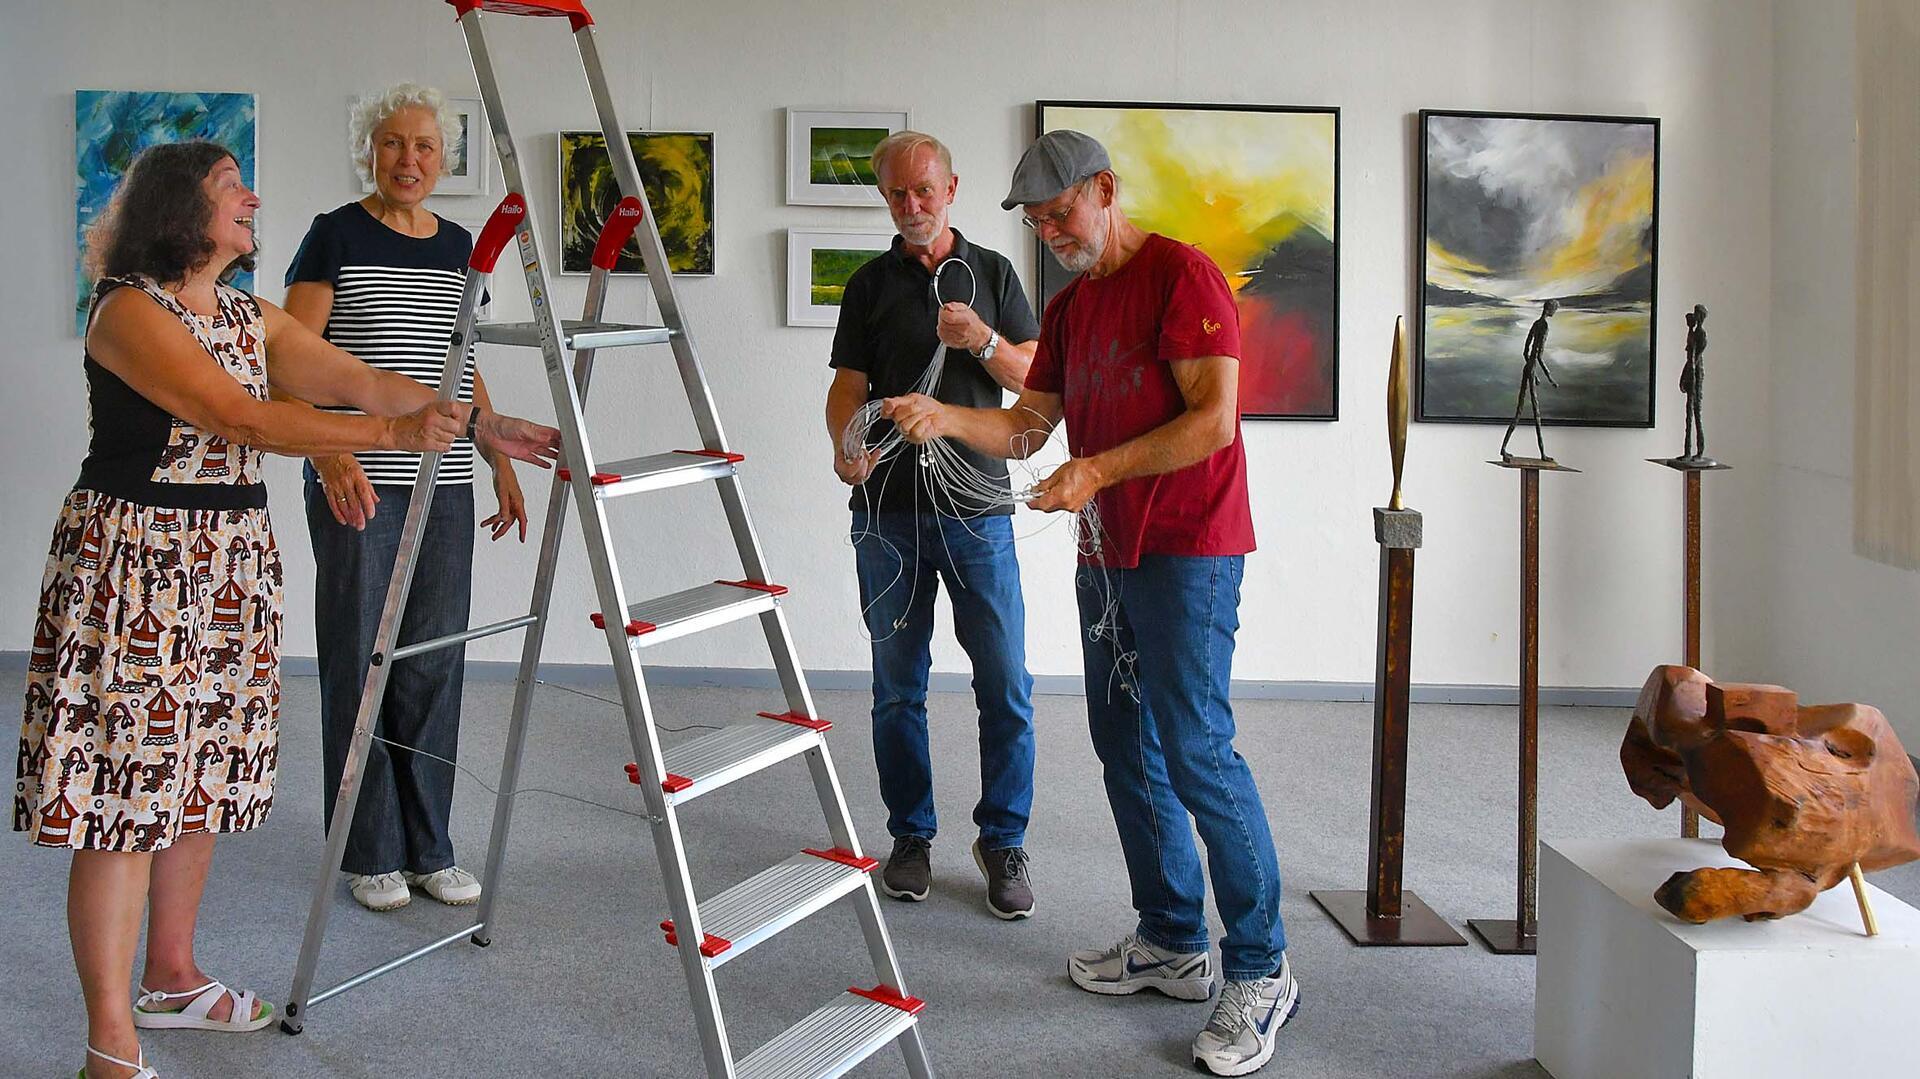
84, 140, 256, 287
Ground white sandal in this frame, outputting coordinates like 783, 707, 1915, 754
132, 979, 274, 1032
82, 1043, 158, 1078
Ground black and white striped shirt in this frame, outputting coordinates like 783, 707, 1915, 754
286, 203, 478, 485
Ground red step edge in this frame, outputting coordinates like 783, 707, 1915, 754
850, 985, 926, 1015
556, 468, 622, 485
658, 921, 731, 957
759, 709, 831, 732
673, 448, 746, 464
590, 612, 656, 635
661, 773, 693, 794
802, 847, 879, 873
716, 579, 788, 596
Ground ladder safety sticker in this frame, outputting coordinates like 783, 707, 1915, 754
759, 710, 832, 732
850, 985, 927, 1015
802, 848, 879, 873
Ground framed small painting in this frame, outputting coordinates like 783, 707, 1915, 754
558, 129, 715, 275
787, 228, 892, 327
786, 108, 909, 206
1417, 109, 1660, 426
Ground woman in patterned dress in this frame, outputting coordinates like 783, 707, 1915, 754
14, 140, 559, 1079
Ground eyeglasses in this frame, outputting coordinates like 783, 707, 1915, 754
1020, 184, 1085, 231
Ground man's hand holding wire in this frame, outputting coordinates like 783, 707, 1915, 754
834, 445, 880, 485
881, 393, 948, 444
1028, 456, 1104, 514
936, 302, 991, 353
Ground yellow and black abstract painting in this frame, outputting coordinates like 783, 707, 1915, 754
1418, 110, 1659, 426
559, 130, 714, 275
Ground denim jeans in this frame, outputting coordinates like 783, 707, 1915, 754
307, 478, 474, 876
852, 510, 1035, 848
1075, 554, 1287, 980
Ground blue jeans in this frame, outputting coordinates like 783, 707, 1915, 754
307, 478, 474, 876
852, 510, 1035, 849
1075, 554, 1286, 980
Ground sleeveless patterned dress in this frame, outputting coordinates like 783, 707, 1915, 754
13, 274, 284, 852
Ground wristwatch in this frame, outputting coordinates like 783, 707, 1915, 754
976, 329, 1000, 362
464, 406, 481, 443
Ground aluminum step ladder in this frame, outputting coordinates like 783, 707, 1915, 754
280, 3, 932, 1075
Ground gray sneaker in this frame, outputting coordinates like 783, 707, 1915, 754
1068, 932, 1214, 1000
881, 836, 931, 901
971, 839, 1034, 920
1192, 954, 1301, 1076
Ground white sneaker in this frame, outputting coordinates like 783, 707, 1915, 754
405, 866, 482, 906
348, 871, 411, 912
1192, 954, 1301, 1076
1067, 932, 1214, 1000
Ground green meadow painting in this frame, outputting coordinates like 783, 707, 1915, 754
808, 127, 886, 186
559, 130, 714, 275
810, 247, 879, 305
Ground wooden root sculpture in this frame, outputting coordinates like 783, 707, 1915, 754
1621, 664, 1920, 924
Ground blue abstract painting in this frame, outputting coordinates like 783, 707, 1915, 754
75, 90, 258, 333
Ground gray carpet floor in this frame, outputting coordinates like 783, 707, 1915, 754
4, 677, 1915, 1078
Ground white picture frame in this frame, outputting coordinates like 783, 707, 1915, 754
785, 107, 910, 206
786, 227, 894, 327
358, 95, 491, 198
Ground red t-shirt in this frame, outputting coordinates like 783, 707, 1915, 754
1026, 233, 1256, 569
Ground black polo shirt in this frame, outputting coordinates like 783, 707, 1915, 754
830, 229, 1040, 516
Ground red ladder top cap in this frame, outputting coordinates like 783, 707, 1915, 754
447, 0, 594, 31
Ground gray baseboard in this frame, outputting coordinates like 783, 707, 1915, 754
0, 650, 1633, 707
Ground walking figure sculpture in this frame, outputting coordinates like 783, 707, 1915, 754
1500, 299, 1560, 461
1680, 304, 1708, 461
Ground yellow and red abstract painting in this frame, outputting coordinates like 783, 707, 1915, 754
1037, 102, 1339, 419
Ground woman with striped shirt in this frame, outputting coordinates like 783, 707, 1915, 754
284, 83, 522, 913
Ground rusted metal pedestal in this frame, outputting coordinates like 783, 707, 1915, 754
1311, 508, 1466, 946
1648, 455, 1730, 839
1468, 456, 1578, 955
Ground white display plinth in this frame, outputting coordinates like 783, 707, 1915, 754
1535, 838, 1920, 1079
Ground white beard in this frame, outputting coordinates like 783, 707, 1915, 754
1047, 210, 1107, 273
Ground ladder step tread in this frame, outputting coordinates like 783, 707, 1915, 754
664, 850, 871, 969
657, 720, 819, 804
622, 581, 780, 647
589, 450, 739, 496
473, 319, 671, 350
734, 990, 920, 1079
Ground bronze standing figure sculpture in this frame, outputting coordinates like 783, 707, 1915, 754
1500, 299, 1560, 462
1680, 303, 1709, 461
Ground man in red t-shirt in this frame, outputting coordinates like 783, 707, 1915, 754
883, 130, 1297, 1077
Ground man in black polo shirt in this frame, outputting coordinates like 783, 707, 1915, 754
824, 130, 1042, 919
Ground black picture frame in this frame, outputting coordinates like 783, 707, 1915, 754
1035, 99, 1342, 421
1415, 108, 1661, 427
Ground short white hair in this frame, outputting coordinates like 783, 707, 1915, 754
349, 83, 460, 184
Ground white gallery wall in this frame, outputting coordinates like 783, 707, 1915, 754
0, 0, 1854, 706
1766, 0, 1920, 749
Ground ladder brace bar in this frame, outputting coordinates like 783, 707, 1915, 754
380, 614, 542, 664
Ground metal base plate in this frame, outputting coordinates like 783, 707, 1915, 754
1310, 890, 1468, 947
1647, 456, 1731, 471
1466, 917, 1537, 954
1488, 456, 1581, 473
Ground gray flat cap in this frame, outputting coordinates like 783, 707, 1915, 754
1001, 129, 1111, 210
